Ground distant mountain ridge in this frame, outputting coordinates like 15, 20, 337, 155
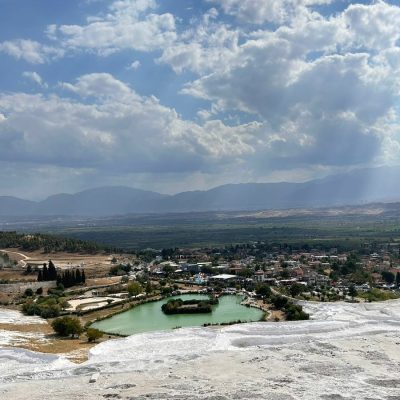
1, 166, 400, 216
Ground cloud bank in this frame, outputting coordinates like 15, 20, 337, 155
0, 0, 400, 197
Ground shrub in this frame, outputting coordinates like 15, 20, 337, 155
255, 284, 272, 298
127, 281, 143, 297
358, 288, 400, 302
289, 283, 305, 297
161, 298, 216, 314
48, 287, 64, 297
22, 296, 62, 318
110, 264, 131, 276
272, 295, 289, 309
52, 316, 83, 338
86, 328, 103, 343
285, 304, 309, 321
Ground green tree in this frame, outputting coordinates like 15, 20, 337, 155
348, 285, 358, 300
48, 260, 57, 280
285, 304, 309, 321
255, 284, 272, 298
281, 269, 290, 279
289, 283, 305, 298
272, 295, 289, 309
163, 265, 175, 276
127, 281, 143, 297
42, 264, 49, 280
382, 271, 395, 284
341, 254, 360, 275
237, 268, 254, 278
51, 316, 83, 338
86, 328, 103, 343
145, 281, 152, 294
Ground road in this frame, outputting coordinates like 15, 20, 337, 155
0, 249, 30, 268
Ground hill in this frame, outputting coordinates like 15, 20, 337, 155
1, 166, 400, 216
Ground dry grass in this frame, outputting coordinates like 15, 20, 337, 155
0, 248, 134, 282
85, 276, 122, 286
267, 310, 285, 321
0, 292, 15, 305
0, 270, 34, 281
0, 319, 115, 363
0, 323, 51, 334
27, 338, 97, 363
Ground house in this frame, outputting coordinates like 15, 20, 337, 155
254, 270, 266, 282
229, 266, 244, 275
209, 274, 237, 282
290, 267, 304, 279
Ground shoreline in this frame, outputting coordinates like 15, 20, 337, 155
0, 292, 267, 359
3, 299, 400, 399
1, 291, 394, 363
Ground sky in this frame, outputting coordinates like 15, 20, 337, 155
1, 0, 400, 199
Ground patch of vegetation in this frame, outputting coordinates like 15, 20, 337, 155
86, 327, 103, 342
0, 231, 117, 253
51, 316, 83, 338
0, 252, 14, 267
127, 281, 143, 297
56, 268, 86, 288
161, 298, 218, 314
289, 283, 306, 298
21, 288, 69, 318
271, 295, 309, 321
109, 264, 131, 276
285, 303, 310, 321
358, 288, 400, 302
35, 260, 86, 288
40, 209, 400, 250
255, 283, 272, 298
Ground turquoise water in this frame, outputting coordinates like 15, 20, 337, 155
92, 294, 264, 336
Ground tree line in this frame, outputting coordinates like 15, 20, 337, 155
0, 231, 118, 254
38, 260, 86, 288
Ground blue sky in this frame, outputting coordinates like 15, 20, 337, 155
0, 0, 400, 199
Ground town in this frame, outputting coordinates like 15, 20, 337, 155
2, 235, 400, 327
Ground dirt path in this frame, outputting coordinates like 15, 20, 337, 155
0, 249, 30, 268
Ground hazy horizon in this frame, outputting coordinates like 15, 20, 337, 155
0, 164, 398, 202
1, 1, 400, 199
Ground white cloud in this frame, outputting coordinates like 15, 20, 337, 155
207, 0, 333, 24
0, 39, 63, 64
1, 1, 176, 64
158, 22, 240, 74
22, 71, 47, 88
343, 2, 400, 51
53, 0, 176, 54
0, 73, 261, 175
60, 73, 134, 99
127, 60, 141, 70
172, 1, 400, 169
2, 0, 400, 191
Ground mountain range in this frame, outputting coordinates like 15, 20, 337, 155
1, 166, 400, 217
